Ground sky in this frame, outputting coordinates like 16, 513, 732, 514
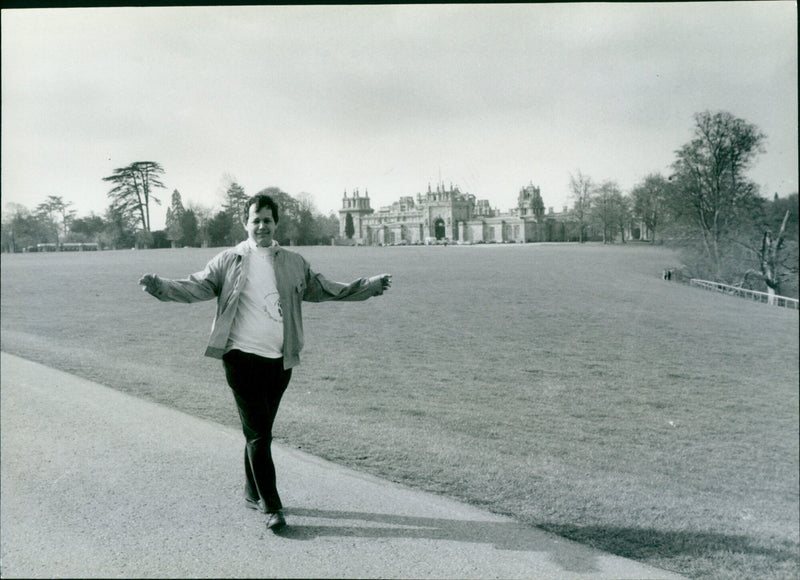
2, 2, 797, 231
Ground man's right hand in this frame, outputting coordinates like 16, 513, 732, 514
138, 274, 161, 295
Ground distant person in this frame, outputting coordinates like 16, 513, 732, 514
138, 194, 391, 532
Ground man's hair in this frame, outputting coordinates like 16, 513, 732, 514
243, 194, 279, 223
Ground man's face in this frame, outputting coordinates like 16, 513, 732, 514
246, 205, 278, 247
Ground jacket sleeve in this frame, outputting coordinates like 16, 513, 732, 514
147, 254, 224, 303
302, 262, 384, 303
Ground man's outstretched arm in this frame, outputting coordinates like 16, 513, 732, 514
304, 270, 392, 302
138, 269, 219, 303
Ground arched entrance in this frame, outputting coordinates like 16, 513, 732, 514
434, 218, 446, 240
344, 213, 354, 238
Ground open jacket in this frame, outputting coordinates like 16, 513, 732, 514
147, 241, 385, 369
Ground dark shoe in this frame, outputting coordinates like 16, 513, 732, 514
245, 497, 264, 513
266, 510, 286, 531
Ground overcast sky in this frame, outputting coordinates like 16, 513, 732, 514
2, 2, 797, 230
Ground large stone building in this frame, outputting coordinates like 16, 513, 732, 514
339, 182, 605, 245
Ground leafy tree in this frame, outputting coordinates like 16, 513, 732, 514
100, 204, 137, 250
68, 213, 106, 243
221, 180, 248, 243
207, 210, 235, 247
199, 186, 347, 248
316, 212, 340, 244
668, 111, 766, 278
186, 202, 213, 247
345, 212, 355, 239
255, 187, 300, 245
36, 195, 74, 241
631, 173, 671, 244
34, 204, 59, 243
180, 209, 199, 247
150, 230, 170, 249
165, 189, 186, 248
103, 161, 166, 243
592, 181, 626, 243
294, 193, 320, 246
569, 170, 594, 243
1, 203, 51, 252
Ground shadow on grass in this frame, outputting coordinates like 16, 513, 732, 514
538, 523, 799, 572
277, 509, 799, 577
275, 508, 655, 576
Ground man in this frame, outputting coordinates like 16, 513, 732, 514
139, 194, 391, 532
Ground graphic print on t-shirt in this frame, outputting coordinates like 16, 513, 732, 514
264, 291, 283, 322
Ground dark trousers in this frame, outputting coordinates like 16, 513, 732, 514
222, 349, 292, 513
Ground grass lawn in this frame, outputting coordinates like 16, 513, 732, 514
2, 243, 798, 579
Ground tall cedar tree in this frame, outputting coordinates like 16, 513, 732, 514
103, 161, 166, 238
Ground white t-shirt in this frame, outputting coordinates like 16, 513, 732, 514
225, 240, 284, 359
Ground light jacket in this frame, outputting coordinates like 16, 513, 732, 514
147, 241, 385, 369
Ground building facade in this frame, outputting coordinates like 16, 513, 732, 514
339, 182, 647, 245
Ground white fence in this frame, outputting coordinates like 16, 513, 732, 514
690, 279, 799, 310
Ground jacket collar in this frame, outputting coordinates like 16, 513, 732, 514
233, 239, 282, 257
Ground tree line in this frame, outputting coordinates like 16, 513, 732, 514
2, 110, 797, 297
567, 111, 797, 298
1, 166, 340, 253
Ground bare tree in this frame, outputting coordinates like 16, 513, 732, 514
741, 210, 795, 301
186, 202, 213, 248
669, 111, 766, 277
35, 195, 75, 241
569, 170, 594, 243
631, 173, 670, 244
295, 192, 318, 245
592, 181, 625, 243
